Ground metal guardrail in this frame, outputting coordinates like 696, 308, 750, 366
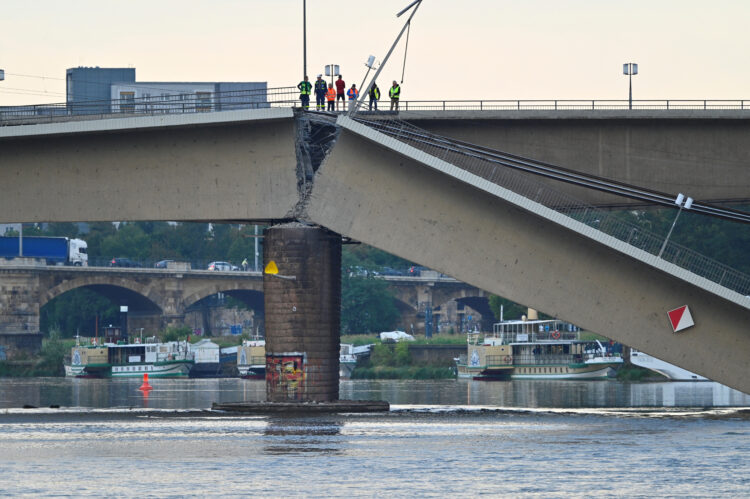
87, 257, 256, 271
392, 99, 750, 111
4, 94, 750, 126
0, 87, 299, 125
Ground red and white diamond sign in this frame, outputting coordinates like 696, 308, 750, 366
667, 305, 694, 333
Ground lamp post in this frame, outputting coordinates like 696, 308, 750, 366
325, 64, 340, 87
658, 193, 693, 259
303, 0, 307, 79
623, 62, 638, 110
0, 70, 18, 255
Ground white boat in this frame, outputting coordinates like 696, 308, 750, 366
237, 339, 266, 379
340, 344, 374, 378
456, 319, 624, 380
189, 339, 221, 377
67, 338, 194, 378
630, 349, 708, 381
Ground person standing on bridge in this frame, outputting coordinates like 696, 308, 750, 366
314, 75, 327, 111
389, 81, 401, 111
347, 84, 359, 111
297, 76, 312, 110
326, 84, 336, 111
369, 82, 381, 111
335, 75, 346, 111
242, 258, 248, 271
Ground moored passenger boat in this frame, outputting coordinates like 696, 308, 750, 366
456, 319, 623, 380
67, 338, 194, 378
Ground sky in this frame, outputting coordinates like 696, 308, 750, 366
2, 0, 750, 106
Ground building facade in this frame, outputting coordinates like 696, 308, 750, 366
66, 66, 267, 115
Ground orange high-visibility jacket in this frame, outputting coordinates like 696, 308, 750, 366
326, 88, 336, 101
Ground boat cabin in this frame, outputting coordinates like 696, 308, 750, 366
108, 344, 158, 365
487, 319, 580, 345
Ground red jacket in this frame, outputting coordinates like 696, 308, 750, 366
335, 79, 346, 95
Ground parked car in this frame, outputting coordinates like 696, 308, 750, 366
110, 257, 139, 268
208, 261, 238, 271
347, 266, 371, 277
380, 266, 405, 276
154, 259, 174, 269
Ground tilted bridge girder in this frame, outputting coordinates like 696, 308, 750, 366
301, 115, 750, 394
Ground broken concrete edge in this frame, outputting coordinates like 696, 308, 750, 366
212, 400, 390, 413
290, 111, 341, 220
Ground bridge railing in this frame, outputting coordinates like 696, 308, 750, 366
393, 99, 750, 111
5, 94, 750, 126
0, 86, 300, 125
86, 257, 261, 272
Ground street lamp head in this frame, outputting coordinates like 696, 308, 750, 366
623, 62, 638, 75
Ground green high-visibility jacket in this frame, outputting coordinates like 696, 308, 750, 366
298, 81, 312, 95
389, 85, 401, 99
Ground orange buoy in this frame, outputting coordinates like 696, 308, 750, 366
138, 372, 153, 391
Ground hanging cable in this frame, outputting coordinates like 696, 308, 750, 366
353, 116, 750, 225
401, 22, 411, 83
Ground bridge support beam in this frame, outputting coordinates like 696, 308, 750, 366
264, 224, 341, 402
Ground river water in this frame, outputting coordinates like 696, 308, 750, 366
1, 378, 749, 497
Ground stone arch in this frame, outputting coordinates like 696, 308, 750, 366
182, 282, 265, 337
433, 295, 494, 332
42, 275, 164, 313
182, 281, 264, 313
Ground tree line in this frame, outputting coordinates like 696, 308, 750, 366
11, 204, 749, 338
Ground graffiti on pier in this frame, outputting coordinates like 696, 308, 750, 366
266, 354, 306, 399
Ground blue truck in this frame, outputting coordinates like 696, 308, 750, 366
0, 236, 88, 266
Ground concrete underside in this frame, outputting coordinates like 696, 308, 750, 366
0, 112, 299, 223
406, 114, 750, 207
303, 126, 750, 394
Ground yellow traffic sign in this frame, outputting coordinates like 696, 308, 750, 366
264, 260, 279, 275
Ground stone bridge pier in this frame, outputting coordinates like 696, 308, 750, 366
0, 260, 43, 356
264, 224, 341, 403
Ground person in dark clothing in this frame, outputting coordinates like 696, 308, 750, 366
297, 76, 312, 110
314, 75, 327, 111
335, 75, 346, 111
369, 82, 381, 111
